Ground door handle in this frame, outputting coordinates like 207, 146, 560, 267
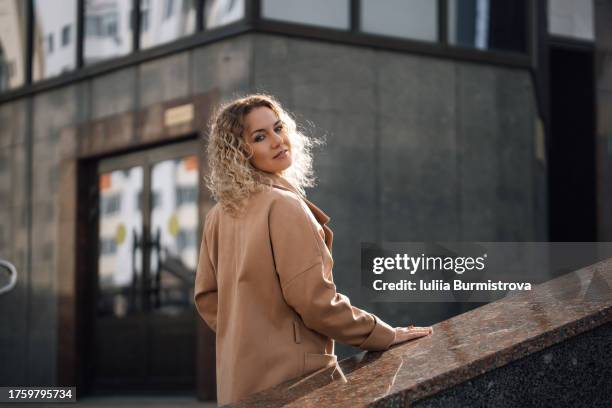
0, 259, 17, 295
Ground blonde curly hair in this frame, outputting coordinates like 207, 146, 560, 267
205, 94, 322, 216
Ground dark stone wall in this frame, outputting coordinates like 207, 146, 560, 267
0, 32, 544, 382
0, 35, 253, 386
249, 33, 544, 356
412, 320, 612, 408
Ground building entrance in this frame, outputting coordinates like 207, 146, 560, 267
91, 141, 200, 393
548, 42, 597, 241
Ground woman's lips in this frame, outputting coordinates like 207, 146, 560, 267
274, 149, 288, 159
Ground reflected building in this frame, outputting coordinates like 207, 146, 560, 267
139, 0, 197, 49
32, 0, 77, 80
98, 167, 143, 317
0, 0, 26, 90
84, 0, 133, 64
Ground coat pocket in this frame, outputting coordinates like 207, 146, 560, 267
303, 352, 337, 376
293, 321, 301, 344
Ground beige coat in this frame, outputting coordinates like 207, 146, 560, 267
194, 174, 396, 405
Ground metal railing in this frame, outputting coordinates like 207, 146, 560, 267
0, 260, 17, 295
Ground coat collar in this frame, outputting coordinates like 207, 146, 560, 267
268, 174, 331, 226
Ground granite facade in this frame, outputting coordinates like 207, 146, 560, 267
0, 31, 545, 387
412, 321, 612, 408
249, 33, 543, 356
0, 34, 253, 387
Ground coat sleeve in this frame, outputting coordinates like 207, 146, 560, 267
194, 210, 218, 332
269, 193, 396, 351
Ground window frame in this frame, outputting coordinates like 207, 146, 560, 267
253, 0, 533, 67
2, 0, 537, 103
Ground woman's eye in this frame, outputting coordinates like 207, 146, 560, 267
275, 126, 283, 133
254, 134, 265, 142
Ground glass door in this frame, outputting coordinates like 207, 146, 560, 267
93, 141, 200, 392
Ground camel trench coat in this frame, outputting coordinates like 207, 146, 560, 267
194, 175, 396, 405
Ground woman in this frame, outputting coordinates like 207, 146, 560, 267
194, 94, 433, 405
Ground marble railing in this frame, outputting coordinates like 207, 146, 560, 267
229, 257, 612, 407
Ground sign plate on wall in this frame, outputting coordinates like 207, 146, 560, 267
164, 104, 194, 127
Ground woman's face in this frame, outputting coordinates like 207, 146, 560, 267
242, 106, 292, 175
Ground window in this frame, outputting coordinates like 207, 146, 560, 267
100, 238, 118, 255
32, 0, 77, 80
46, 34, 54, 53
140, 0, 197, 49
0, 51, 15, 91
176, 229, 197, 251
261, 0, 349, 30
152, 191, 162, 209
164, 0, 175, 20
5, 0, 534, 95
101, 194, 122, 215
141, 7, 150, 32
176, 186, 197, 206
84, 1, 131, 65
0, 0, 26, 92
107, 20, 118, 36
100, 13, 119, 36
0, 50, 12, 91
62, 25, 71, 46
447, 0, 527, 53
360, 0, 437, 42
150, 155, 199, 270
85, 16, 100, 36
206, 0, 245, 29
548, 0, 594, 41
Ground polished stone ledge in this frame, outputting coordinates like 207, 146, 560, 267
228, 257, 612, 407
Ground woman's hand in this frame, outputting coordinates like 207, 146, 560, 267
391, 325, 433, 346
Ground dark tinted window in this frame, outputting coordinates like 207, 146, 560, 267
448, 0, 527, 53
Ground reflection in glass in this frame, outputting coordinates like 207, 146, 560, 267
360, 0, 437, 42
548, 0, 594, 41
149, 156, 198, 315
140, 0, 197, 49
97, 167, 143, 317
262, 0, 350, 30
448, 0, 526, 53
84, 0, 133, 65
0, 0, 27, 91
205, 0, 244, 29
32, 0, 77, 81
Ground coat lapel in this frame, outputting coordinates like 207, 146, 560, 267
269, 174, 334, 250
